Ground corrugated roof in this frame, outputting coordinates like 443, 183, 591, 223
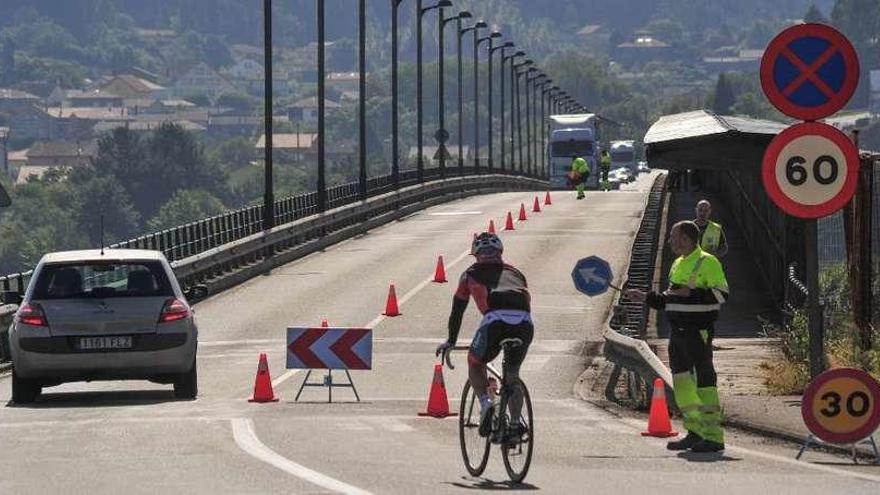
0, 88, 39, 100
644, 110, 786, 145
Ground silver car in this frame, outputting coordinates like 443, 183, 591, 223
7, 249, 203, 403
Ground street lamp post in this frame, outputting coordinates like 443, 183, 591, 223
539, 79, 552, 179
493, 41, 513, 172
531, 73, 545, 175
440, 9, 471, 177
391, 0, 403, 189
358, 0, 367, 199
509, 54, 527, 173
484, 31, 502, 171
455, 10, 473, 176
502, 49, 523, 172
417, 0, 452, 183
317, 0, 327, 212
513, 60, 532, 175
472, 21, 488, 172
262, 0, 275, 229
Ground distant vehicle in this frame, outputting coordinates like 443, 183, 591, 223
5, 249, 206, 403
637, 161, 650, 174
607, 168, 631, 188
610, 140, 636, 177
547, 114, 599, 190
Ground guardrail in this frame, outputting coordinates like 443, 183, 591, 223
0, 174, 547, 366
602, 172, 674, 407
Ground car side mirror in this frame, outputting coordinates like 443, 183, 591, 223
185, 285, 209, 302
1, 291, 22, 306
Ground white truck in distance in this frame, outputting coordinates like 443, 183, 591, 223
547, 114, 599, 190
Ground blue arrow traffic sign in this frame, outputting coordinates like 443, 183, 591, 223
571, 256, 615, 297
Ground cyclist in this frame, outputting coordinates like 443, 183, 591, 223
436, 232, 534, 440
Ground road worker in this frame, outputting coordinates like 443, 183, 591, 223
626, 221, 729, 453
694, 200, 728, 258
570, 156, 590, 200
600, 149, 612, 191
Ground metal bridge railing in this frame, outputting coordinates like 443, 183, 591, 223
0, 166, 540, 295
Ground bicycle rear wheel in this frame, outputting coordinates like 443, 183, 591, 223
501, 379, 533, 483
459, 380, 490, 476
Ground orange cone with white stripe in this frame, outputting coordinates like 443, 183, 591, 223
641, 378, 678, 437
533, 196, 542, 213
433, 256, 447, 283
518, 203, 528, 221
383, 284, 401, 316
488, 219, 496, 234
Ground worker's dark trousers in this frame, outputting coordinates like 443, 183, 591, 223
669, 324, 723, 443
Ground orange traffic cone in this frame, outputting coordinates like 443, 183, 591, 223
544, 191, 552, 206
504, 211, 515, 231
433, 256, 447, 283
320, 318, 329, 328
641, 378, 678, 437
248, 353, 279, 403
533, 196, 542, 213
488, 219, 496, 234
383, 284, 401, 316
418, 363, 457, 418
518, 203, 528, 221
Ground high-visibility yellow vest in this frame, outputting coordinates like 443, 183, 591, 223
600, 153, 611, 168
699, 221, 723, 253
667, 247, 728, 314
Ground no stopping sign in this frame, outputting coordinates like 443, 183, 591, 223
762, 122, 859, 218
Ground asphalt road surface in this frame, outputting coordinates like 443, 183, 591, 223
2, 173, 879, 494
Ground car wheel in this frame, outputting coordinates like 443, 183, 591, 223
173, 357, 198, 400
11, 368, 41, 404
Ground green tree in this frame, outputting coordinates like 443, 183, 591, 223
147, 189, 225, 232
69, 171, 141, 246
711, 72, 736, 114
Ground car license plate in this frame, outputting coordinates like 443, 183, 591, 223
79, 336, 133, 350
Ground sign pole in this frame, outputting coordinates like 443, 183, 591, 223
805, 219, 825, 378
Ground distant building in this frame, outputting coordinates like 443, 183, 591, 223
208, 112, 287, 138
327, 72, 361, 94
47, 87, 125, 108
171, 63, 236, 99
255, 132, 319, 162
0, 88, 40, 112
702, 49, 763, 73
89, 74, 166, 100
614, 35, 676, 65
288, 97, 341, 124
15, 139, 96, 183
226, 59, 264, 80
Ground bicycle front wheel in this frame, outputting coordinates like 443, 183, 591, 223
501, 378, 533, 483
459, 379, 490, 476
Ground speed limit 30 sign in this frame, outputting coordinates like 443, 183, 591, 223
802, 368, 880, 445
762, 121, 859, 218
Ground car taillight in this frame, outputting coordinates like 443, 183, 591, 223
17, 303, 48, 327
159, 298, 190, 323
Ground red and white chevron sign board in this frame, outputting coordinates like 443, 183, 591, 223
286, 327, 372, 370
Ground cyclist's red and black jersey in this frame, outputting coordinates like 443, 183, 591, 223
453, 262, 531, 313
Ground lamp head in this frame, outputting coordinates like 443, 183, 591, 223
490, 31, 502, 38
524, 59, 534, 65
458, 10, 472, 18
514, 50, 526, 57
438, 0, 453, 7
475, 20, 488, 28
504, 41, 514, 48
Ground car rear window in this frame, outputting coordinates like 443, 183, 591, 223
32, 261, 174, 300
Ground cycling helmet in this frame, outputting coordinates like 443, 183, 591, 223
472, 232, 503, 255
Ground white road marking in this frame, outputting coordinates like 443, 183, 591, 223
272, 369, 301, 389
231, 418, 374, 495
200, 339, 283, 348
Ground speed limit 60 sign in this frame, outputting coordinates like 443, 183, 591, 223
762, 122, 859, 218
802, 368, 880, 445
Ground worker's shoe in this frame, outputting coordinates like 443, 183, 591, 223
576, 194, 585, 200
690, 439, 725, 453
666, 431, 702, 451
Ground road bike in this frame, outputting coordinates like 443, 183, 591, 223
442, 339, 534, 483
